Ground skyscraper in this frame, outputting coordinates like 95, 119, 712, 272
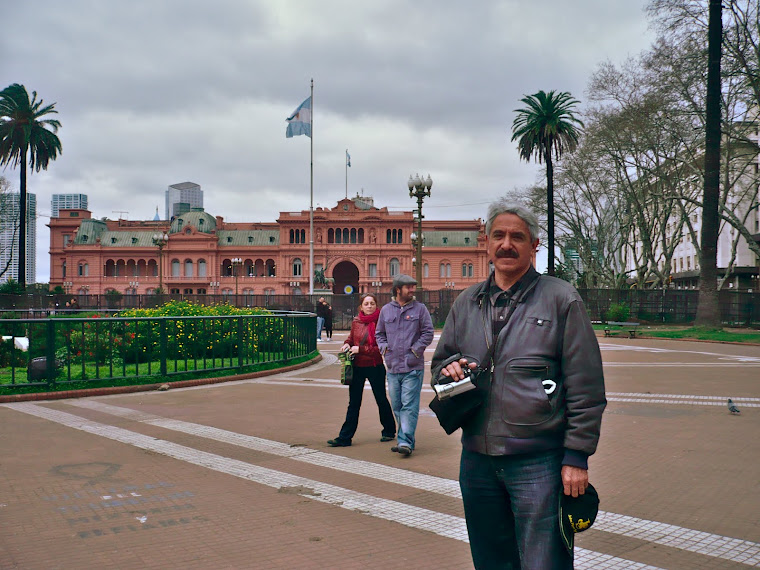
51, 193, 88, 217
165, 182, 203, 220
0, 192, 36, 284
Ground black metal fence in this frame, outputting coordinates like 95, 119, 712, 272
0, 288, 757, 328
0, 312, 316, 392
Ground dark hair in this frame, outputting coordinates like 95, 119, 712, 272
358, 293, 378, 312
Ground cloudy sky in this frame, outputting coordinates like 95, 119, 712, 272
2, 0, 656, 282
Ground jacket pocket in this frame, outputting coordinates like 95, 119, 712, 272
500, 357, 558, 426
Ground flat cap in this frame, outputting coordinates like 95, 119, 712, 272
392, 274, 417, 289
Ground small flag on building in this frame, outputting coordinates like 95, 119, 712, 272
286, 96, 312, 138
346, 150, 351, 167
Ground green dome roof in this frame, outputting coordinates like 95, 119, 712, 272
170, 209, 216, 234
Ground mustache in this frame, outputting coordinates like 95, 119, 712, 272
495, 249, 519, 259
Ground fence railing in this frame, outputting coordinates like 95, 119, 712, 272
0, 288, 757, 329
0, 312, 316, 392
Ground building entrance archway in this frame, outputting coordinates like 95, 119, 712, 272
332, 261, 360, 295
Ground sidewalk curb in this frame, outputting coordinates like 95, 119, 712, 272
0, 354, 323, 404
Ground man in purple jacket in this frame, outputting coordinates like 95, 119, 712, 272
375, 274, 434, 457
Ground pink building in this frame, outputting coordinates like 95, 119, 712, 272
48, 196, 489, 296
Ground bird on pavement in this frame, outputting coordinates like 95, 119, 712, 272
728, 398, 740, 415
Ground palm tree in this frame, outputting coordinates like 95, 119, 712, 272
0, 84, 62, 289
511, 90, 583, 276
695, 0, 722, 328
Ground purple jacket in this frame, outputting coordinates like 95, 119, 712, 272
375, 299, 434, 373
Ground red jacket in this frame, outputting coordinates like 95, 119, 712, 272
345, 317, 383, 367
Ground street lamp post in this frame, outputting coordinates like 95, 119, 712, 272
209, 281, 220, 297
408, 173, 432, 289
152, 232, 169, 293
231, 257, 242, 302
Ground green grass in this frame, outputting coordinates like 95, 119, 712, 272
0, 350, 319, 395
594, 324, 760, 344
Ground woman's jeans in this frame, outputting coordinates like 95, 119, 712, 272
459, 448, 572, 570
337, 364, 395, 442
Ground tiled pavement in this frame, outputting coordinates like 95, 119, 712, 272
2, 334, 760, 569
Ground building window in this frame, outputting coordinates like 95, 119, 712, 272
198, 259, 207, 277
358, 228, 364, 243
386, 229, 391, 244
184, 259, 193, 277
269, 236, 275, 243
423, 264, 429, 278
369, 263, 377, 277
440, 263, 446, 278
197, 288, 207, 294
350, 228, 357, 243
227, 236, 232, 243
343, 228, 349, 243
389, 258, 400, 277
248, 236, 253, 243
328, 229, 335, 243
170, 288, 180, 294
293, 258, 303, 277
62, 261, 66, 277
183, 288, 193, 295
464, 237, 470, 244
462, 263, 468, 277
172, 260, 180, 277
468, 264, 473, 277
63, 234, 71, 246
442, 237, 448, 244
78, 262, 88, 276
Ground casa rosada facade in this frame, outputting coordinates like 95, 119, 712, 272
48, 196, 490, 297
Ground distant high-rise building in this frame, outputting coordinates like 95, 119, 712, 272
0, 192, 36, 284
165, 182, 203, 220
51, 193, 88, 217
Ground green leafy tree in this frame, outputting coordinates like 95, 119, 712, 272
511, 90, 583, 276
0, 84, 62, 288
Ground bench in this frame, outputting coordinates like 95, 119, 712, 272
604, 321, 640, 338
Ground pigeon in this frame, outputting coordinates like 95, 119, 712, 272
728, 398, 740, 415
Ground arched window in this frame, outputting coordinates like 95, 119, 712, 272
184, 259, 193, 277
398, 229, 403, 243
468, 264, 473, 277
222, 259, 233, 276
446, 263, 452, 278
301, 229, 306, 243
328, 229, 335, 244
198, 259, 207, 277
342, 228, 349, 243
392, 229, 398, 244
358, 228, 364, 243
386, 229, 392, 244
293, 258, 303, 276
62, 261, 66, 277
350, 228, 357, 243
389, 258, 400, 277
171, 259, 180, 277
423, 263, 429, 278
440, 263, 446, 278
335, 227, 342, 244
289, 229, 295, 243
148, 259, 158, 277
105, 259, 115, 277
462, 263, 468, 277
266, 259, 276, 277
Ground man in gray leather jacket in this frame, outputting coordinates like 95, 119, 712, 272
431, 200, 606, 569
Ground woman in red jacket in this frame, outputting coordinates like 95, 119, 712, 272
327, 294, 396, 447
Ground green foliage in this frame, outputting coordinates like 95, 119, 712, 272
0, 279, 26, 294
605, 302, 630, 322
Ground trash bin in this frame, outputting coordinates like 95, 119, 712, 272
28, 356, 56, 382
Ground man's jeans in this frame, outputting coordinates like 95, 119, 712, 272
459, 448, 572, 570
316, 316, 325, 340
386, 369, 423, 449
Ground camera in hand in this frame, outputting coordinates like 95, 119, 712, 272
434, 366, 479, 400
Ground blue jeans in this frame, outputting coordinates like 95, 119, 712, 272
459, 448, 572, 570
316, 317, 325, 339
386, 369, 423, 449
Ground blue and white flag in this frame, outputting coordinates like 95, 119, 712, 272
346, 150, 351, 167
286, 96, 312, 138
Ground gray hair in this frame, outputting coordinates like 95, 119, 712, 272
485, 199, 540, 242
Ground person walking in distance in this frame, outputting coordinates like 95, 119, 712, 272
315, 297, 328, 341
324, 301, 333, 340
431, 199, 606, 569
375, 274, 434, 457
327, 294, 395, 447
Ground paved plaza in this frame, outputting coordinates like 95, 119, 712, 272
1, 333, 760, 569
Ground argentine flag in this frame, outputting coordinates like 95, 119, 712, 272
286, 96, 312, 138
346, 150, 351, 167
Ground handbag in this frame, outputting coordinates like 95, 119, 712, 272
429, 352, 491, 435
338, 350, 354, 385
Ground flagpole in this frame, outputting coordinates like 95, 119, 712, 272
345, 149, 348, 199
309, 78, 314, 296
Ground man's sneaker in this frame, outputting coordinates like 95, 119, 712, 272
380, 435, 394, 442
391, 446, 399, 452
327, 439, 351, 447
397, 445, 412, 456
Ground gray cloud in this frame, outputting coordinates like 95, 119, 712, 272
1, 0, 655, 281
